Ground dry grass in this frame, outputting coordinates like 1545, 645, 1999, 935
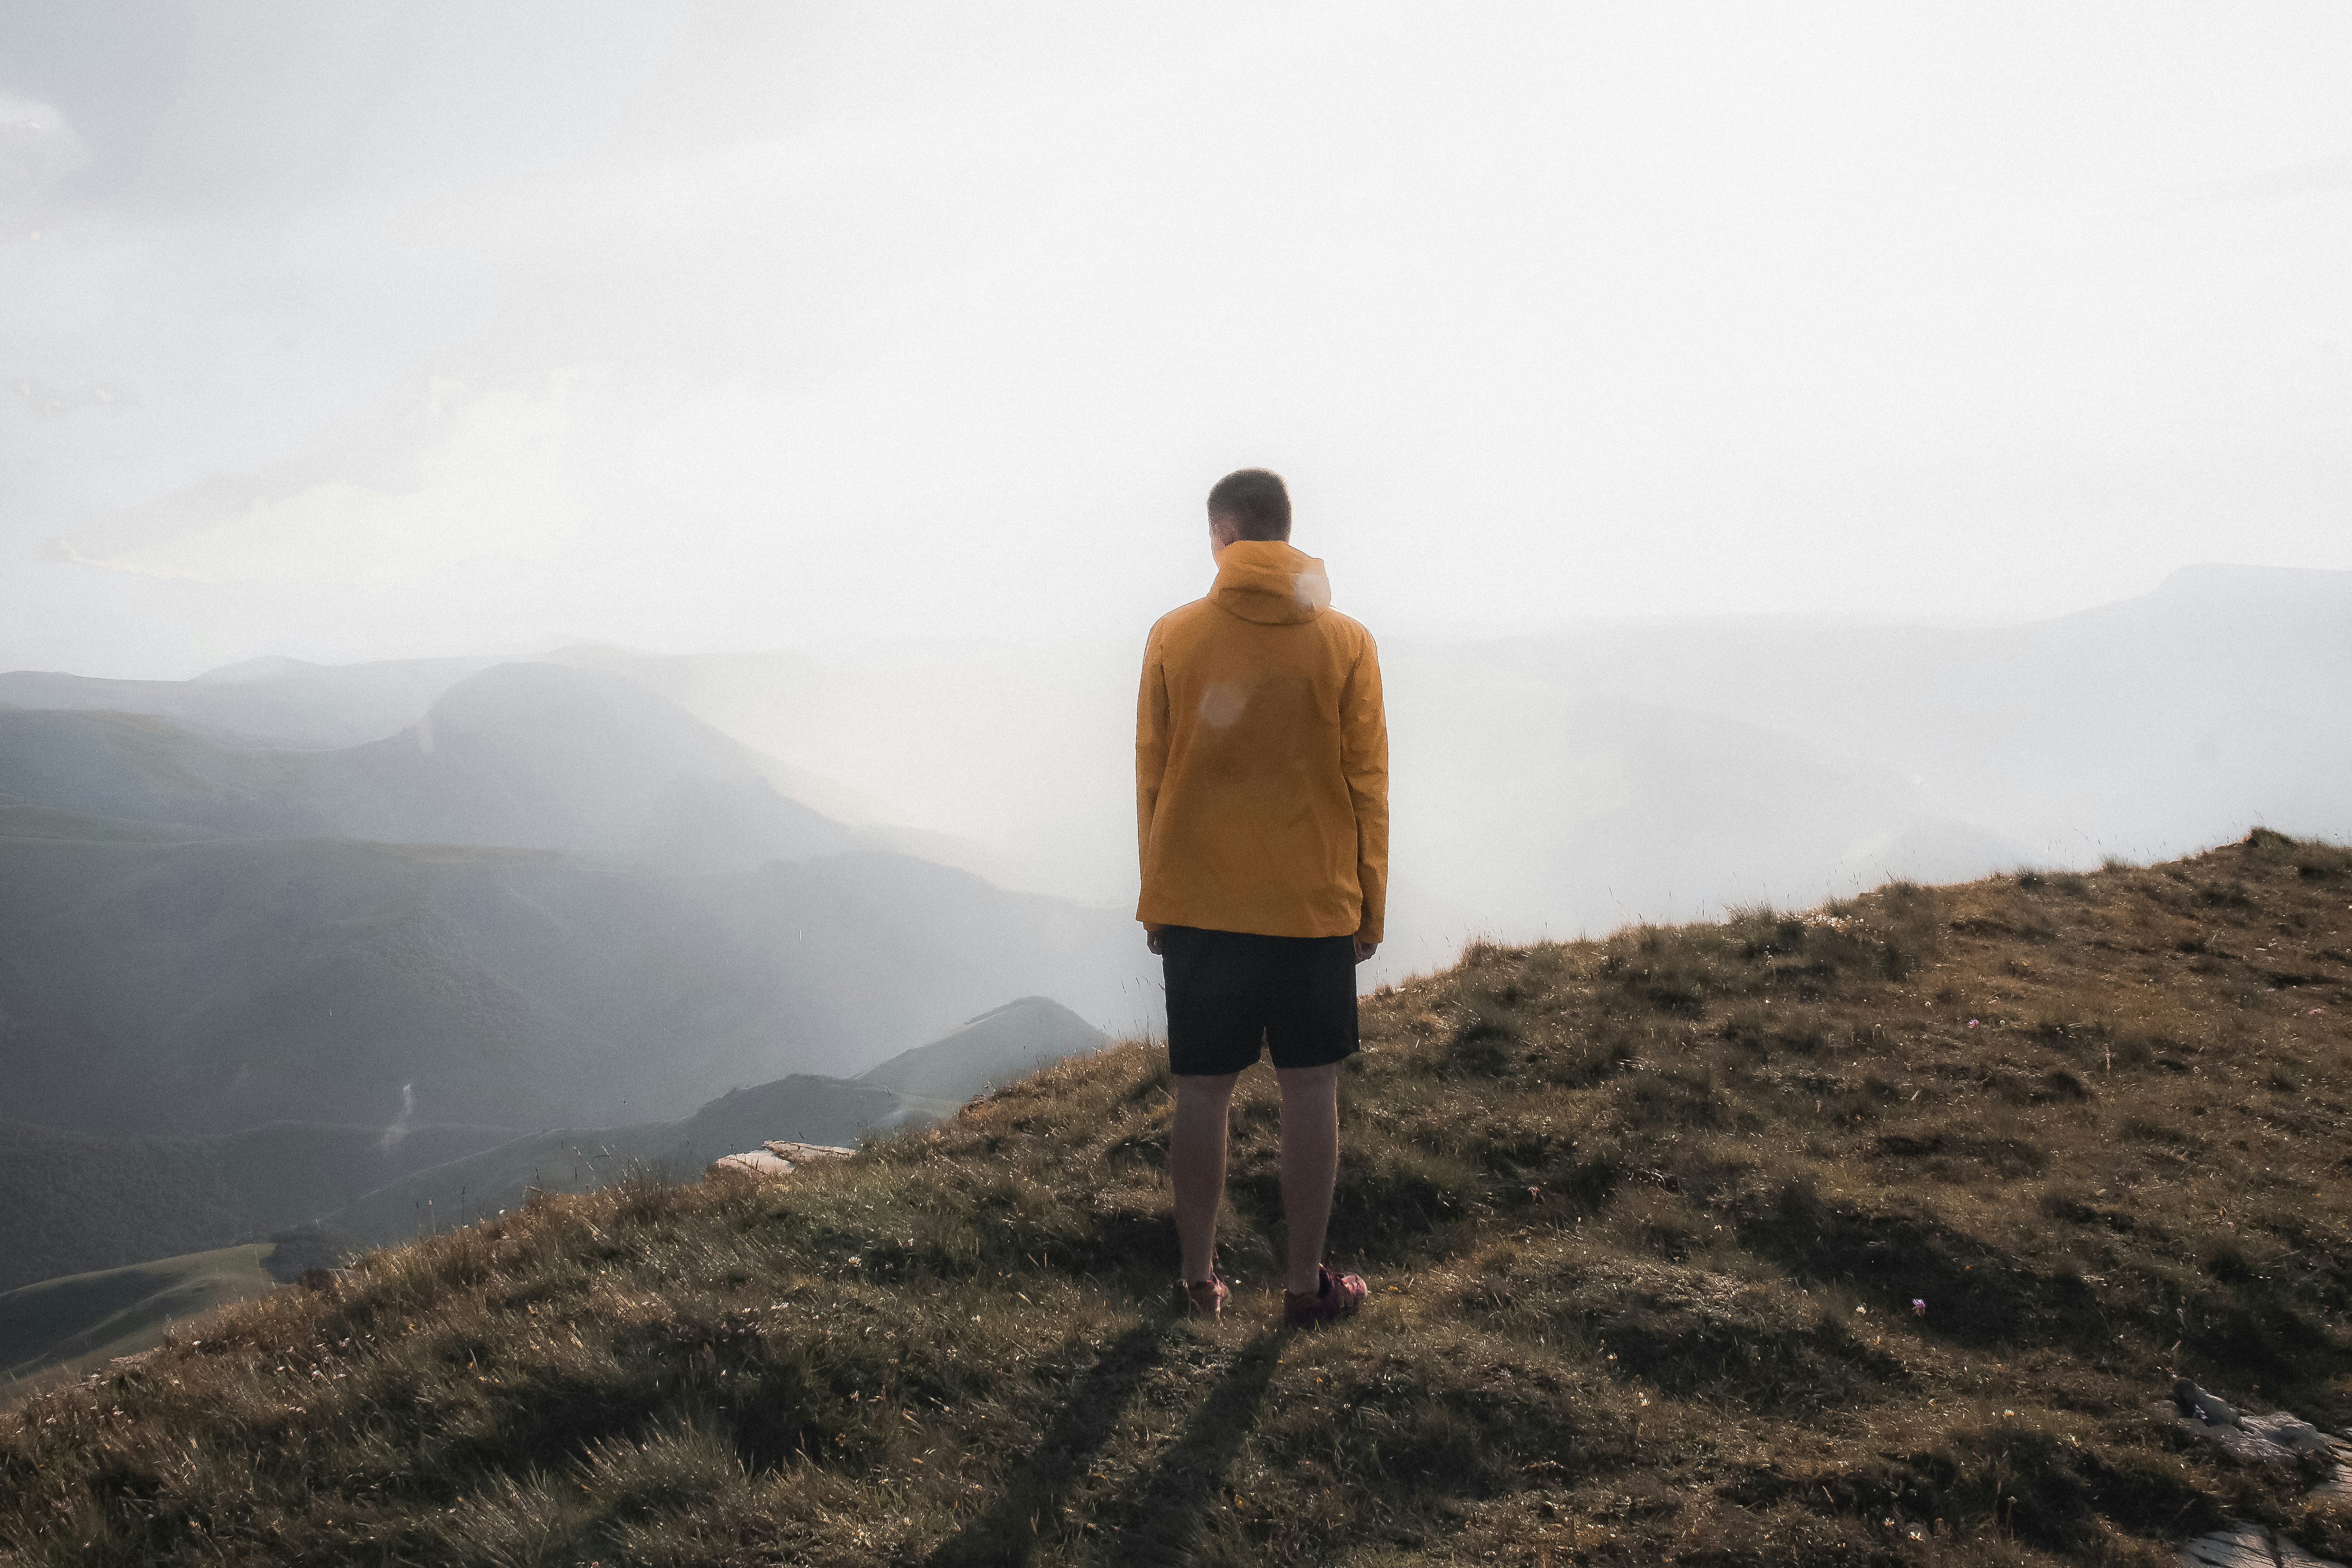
5, 829, 2350, 1566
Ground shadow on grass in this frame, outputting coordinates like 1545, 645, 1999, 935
1104, 1329, 1285, 1567
1736, 1189, 2103, 1349
923, 1320, 1169, 1568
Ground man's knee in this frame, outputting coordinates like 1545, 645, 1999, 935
1274, 1061, 1340, 1098
1173, 1070, 1241, 1106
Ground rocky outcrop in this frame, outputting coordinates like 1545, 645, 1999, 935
2168, 1380, 2352, 1567
708, 1141, 854, 1178
2180, 1520, 2343, 1566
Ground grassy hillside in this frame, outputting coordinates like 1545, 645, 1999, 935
0, 1121, 518, 1293
0, 1245, 277, 1390
5, 832, 2348, 1565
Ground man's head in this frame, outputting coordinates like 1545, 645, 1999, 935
1207, 468, 1290, 552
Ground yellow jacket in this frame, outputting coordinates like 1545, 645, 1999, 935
1135, 540, 1388, 942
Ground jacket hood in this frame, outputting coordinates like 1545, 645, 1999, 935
1209, 540, 1332, 625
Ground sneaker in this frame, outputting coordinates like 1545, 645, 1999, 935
1179, 1269, 1230, 1319
1283, 1265, 1367, 1329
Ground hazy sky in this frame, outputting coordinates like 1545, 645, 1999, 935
3, 2, 2347, 677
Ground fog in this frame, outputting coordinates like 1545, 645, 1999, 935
4, 5, 2349, 978
4, 2, 2348, 681
3, 9, 2350, 1296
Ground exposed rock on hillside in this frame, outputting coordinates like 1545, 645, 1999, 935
708, 1141, 853, 1178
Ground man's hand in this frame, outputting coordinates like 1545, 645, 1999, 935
1146, 930, 1163, 956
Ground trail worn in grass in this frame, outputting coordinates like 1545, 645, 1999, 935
5, 830, 2351, 1565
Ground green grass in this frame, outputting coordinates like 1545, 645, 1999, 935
4, 831, 2350, 1565
0, 1245, 277, 1391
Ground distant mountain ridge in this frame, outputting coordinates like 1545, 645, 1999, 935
858, 996, 1110, 1103
0, 662, 853, 874
0, 661, 1157, 1141
0, 654, 503, 750
0, 799, 1149, 1142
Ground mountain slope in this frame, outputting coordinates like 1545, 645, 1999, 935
0, 655, 500, 751
6, 830, 2347, 1565
0, 804, 1152, 1139
691, 852, 1153, 1069
0, 1126, 253, 1296
0, 822, 786, 1134
0, 1244, 279, 1389
858, 995, 1110, 1102
0, 1120, 519, 1293
328, 996, 1111, 1246
1452, 564, 2352, 877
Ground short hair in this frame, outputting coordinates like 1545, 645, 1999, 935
1206, 468, 1291, 541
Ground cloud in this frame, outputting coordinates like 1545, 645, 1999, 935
10, 7, 2352, 676
2185, 152, 2352, 206
61, 373, 586, 588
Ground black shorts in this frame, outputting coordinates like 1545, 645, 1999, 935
1160, 925, 1359, 1077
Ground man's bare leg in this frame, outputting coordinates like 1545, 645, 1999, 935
1170, 1070, 1240, 1283
1276, 1062, 1341, 1295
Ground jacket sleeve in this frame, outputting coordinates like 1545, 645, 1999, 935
1134, 624, 1171, 922
1341, 632, 1389, 944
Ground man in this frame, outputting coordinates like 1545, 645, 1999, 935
1135, 467, 1388, 1328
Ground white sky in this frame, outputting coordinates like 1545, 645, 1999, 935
2, 1, 2347, 678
